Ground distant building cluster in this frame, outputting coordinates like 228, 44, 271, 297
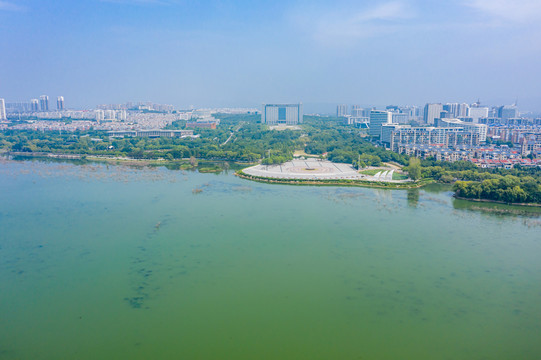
398, 144, 540, 168
1, 93, 261, 135
338, 104, 421, 127
6, 95, 65, 113
96, 101, 175, 113
336, 99, 540, 166
186, 110, 221, 129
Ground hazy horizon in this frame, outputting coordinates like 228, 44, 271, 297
1, 0, 540, 112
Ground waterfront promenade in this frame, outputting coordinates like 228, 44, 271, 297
243, 159, 409, 183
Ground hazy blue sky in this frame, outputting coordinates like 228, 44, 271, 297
1, 0, 540, 112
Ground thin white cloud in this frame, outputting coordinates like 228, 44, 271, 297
100, 0, 178, 5
466, 0, 541, 22
0, 1, 26, 11
353, 1, 413, 22
290, 1, 414, 46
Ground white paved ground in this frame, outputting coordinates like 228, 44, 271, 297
243, 159, 409, 182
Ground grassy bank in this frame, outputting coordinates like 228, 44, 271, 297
3, 152, 255, 171
236, 170, 430, 189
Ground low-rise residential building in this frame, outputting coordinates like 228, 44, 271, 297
108, 129, 194, 138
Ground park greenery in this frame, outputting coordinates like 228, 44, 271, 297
1, 113, 540, 204
419, 159, 541, 204
0, 114, 406, 166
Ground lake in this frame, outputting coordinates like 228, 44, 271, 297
1, 158, 540, 359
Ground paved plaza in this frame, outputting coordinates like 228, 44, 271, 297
242, 159, 408, 182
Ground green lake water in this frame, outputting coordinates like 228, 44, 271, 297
1, 158, 540, 359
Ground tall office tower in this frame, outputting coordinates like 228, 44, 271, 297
468, 104, 489, 123
337, 104, 348, 117
401, 106, 418, 120
39, 95, 49, 111
261, 104, 303, 125
31, 99, 40, 112
0, 98, 6, 120
439, 110, 452, 119
391, 112, 409, 124
498, 104, 518, 119
423, 103, 443, 125
369, 110, 392, 138
57, 96, 65, 110
443, 103, 459, 117
457, 103, 469, 117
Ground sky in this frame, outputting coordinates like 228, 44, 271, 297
1, 0, 541, 112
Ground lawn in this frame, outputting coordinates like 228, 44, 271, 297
392, 172, 409, 180
359, 168, 389, 175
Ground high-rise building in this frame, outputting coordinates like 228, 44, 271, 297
95, 110, 104, 122
0, 98, 6, 120
381, 123, 407, 145
369, 110, 392, 138
457, 103, 469, 118
391, 112, 409, 124
443, 103, 470, 118
351, 105, 368, 117
30, 99, 40, 112
105, 110, 116, 120
261, 104, 303, 125
443, 103, 459, 118
337, 104, 348, 117
117, 110, 127, 121
423, 103, 443, 125
498, 104, 518, 119
5, 102, 32, 113
39, 95, 49, 112
468, 105, 489, 123
57, 96, 65, 110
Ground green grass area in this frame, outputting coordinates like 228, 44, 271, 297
393, 172, 409, 180
360, 168, 389, 176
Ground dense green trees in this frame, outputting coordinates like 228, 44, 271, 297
418, 159, 541, 204
302, 117, 408, 166
406, 158, 422, 180
454, 176, 541, 204
0, 115, 408, 167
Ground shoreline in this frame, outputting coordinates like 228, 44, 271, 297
4, 152, 539, 206
2, 151, 257, 167
453, 195, 541, 208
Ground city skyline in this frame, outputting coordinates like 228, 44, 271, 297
1, 0, 540, 111
0, 94, 532, 117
